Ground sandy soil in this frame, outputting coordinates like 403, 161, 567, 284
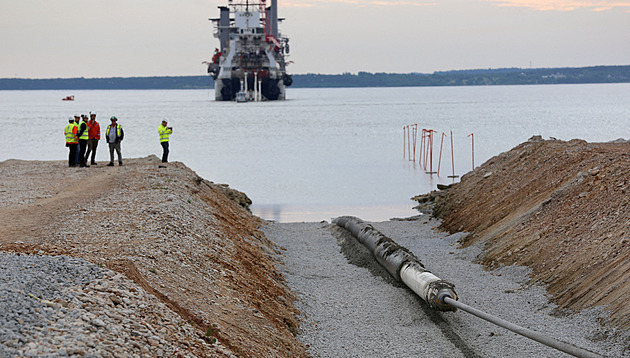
0, 157, 307, 357
431, 136, 630, 329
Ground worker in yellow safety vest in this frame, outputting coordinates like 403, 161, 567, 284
73, 114, 81, 165
77, 114, 90, 167
158, 120, 173, 163
106, 116, 124, 166
64, 117, 79, 167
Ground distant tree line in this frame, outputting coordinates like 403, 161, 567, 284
0, 76, 210, 90
294, 65, 630, 88
1, 65, 629, 90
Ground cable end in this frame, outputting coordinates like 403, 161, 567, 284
432, 287, 458, 312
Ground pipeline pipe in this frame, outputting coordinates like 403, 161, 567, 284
334, 216, 604, 357
444, 297, 604, 358
333, 216, 457, 311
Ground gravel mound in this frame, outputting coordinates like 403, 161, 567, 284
0, 254, 104, 357
1, 159, 309, 357
0, 253, 218, 358
433, 138, 630, 328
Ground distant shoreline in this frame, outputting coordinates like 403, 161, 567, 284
1, 65, 629, 90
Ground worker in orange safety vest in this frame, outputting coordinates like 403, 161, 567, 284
85, 112, 101, 165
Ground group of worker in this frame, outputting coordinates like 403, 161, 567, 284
64, 113, 173, 167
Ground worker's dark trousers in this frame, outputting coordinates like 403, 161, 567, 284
78, 139, 88, 166
68, 143, 78, 166
161, 142, 169, 163
75, 141, 81, 164
85, 139, 99, 164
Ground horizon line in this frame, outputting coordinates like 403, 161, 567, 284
2, 64, 630, 81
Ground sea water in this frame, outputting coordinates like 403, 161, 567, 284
1, 84, 628, 222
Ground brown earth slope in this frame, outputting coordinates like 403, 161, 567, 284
0, 157, 307, 357
433, 136, 630, 328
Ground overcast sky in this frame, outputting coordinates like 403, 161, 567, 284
1, 0, 629, 78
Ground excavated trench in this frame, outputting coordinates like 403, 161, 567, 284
262, 217, 625, 357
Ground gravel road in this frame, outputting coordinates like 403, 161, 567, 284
263, 216, 629, 358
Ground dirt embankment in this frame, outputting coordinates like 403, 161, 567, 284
0, 157, 307, 357
432, 137, 630, 328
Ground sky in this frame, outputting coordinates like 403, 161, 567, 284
1, 0, 629, 78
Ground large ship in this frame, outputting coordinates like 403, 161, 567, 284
207, 0, 292, 101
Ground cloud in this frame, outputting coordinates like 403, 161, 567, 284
282, 0, 436, 7
487, 0, 630, 11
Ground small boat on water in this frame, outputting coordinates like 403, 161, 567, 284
62, 95, 74, 101
206, 0, 292, 102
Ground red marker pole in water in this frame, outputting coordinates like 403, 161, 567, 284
418, 128, 427, 165
425, 129, 432, 171
403, 126, 407, 159
412, 124, 418, 162
428, 130, 433, 171
468, 133, 475, 170
423, 129, 431, 170
426, 130, 437, 174
437, 132, 446, 176
448, 130, 459, 178
407, 126, 411, 160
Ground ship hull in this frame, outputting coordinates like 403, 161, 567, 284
214, 77, 286, 101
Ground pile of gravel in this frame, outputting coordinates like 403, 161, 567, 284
0, 253, 106, 357
0, 252, 214, 358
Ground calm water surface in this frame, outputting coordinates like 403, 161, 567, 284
1, 84, 628, 222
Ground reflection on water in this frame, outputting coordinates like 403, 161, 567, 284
252, 203, 422, 223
